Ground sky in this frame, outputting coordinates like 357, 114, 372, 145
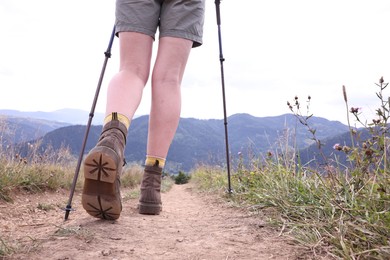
1, 0, 390, 126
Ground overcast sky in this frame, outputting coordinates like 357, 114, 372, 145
1, 0, 390, 126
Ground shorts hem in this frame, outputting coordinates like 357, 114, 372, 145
115, 24, 156, 40
160, 30, 203, 48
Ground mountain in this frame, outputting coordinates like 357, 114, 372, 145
9, 113, 349, 173
0, 115, 70, 145
0, 109, 105, 125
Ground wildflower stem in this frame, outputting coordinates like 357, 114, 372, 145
343, 85, 355, 148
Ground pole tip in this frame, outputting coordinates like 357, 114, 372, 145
226, 188, 234, 194
63, 204, 74, 221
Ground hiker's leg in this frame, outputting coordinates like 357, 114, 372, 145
147, 37, 192, 157
105, 32, 153, 119
82, 32, 153, 220
138, 36, 192, 215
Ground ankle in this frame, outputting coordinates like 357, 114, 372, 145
145, 156, 165, 169
104, 112, 131, 129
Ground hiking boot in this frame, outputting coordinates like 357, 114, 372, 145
82, 120, 127, 220
138, 163, 163, 215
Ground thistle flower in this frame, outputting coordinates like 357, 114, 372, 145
333, 143, 343, 151
287, 101, 293, 110
350, 107, 360, 114
365, 149, 373, 157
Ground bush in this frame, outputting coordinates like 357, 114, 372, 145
174, 171, 191, 184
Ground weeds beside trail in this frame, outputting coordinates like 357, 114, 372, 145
0, 146, 77, 202
193, 78, 390, 259
193, 164, 390, 259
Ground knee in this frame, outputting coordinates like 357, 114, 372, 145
152, 68, 181, 88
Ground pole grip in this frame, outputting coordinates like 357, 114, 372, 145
215, 0, 221, 25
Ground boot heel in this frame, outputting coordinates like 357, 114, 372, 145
138, 203, 162, 215
83, 147, 118, 183
82, 193, 122, 220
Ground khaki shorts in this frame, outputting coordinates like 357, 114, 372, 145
115, 0, 205, 48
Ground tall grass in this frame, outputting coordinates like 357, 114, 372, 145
194, 163, 390, 259
193, 78, 390, 259
0, 145, 78, 202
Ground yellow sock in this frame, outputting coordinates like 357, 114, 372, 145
145, 156, 166, 168
104, 112, 131, 129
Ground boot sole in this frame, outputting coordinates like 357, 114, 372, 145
138, 203, 162, 215
82, 147, 121, 220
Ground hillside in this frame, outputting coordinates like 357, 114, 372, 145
0, 115, 70, 145
9, 113, 349, 172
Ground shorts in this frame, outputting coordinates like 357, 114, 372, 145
115, 0, 205, 48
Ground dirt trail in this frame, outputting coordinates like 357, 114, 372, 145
1, 184, 306, 260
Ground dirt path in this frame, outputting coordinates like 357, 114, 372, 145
1, 184, 307, 260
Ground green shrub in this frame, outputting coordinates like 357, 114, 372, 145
174, 171, 191, 184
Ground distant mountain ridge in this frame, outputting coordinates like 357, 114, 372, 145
1, 110, 350, 172
0, 115, 70, 145
0, 109, 105, 125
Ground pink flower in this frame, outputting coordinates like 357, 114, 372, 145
333, 143, 342, 151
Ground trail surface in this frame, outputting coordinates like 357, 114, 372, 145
1, 184, 307, 259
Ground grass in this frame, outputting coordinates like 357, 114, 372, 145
0, 157, 77, 203
192, 159, 390, 259
192, 78, 390, 259
0, 237, 14, 258
54, 225, 94, 242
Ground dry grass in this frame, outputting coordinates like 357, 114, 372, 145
193, 78, 390, 259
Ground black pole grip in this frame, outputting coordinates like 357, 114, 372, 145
215, 0, 221, 26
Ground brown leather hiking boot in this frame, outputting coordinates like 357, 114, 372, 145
138, 163, 163, 215
82, 120, 127, 220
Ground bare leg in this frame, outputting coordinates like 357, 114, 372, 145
106, 32, 153, 119
147, 37, 193, 158
138, 37, 192, 215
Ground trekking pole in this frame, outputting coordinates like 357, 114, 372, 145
64, 26, 116, 220
215, 0, 233, 193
